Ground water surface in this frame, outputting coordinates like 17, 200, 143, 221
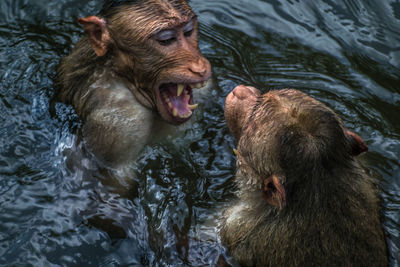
0, 0, 399, 266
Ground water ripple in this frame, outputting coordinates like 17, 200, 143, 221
0, 0, 398, 266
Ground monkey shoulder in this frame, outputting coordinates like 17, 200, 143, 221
220, 203, 254, 247
224, 203, 250, 226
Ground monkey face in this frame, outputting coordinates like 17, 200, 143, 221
225, 85, 286, 207
109, 4, 211, 125
149, 17, 212, 124
80, 1, 212, 125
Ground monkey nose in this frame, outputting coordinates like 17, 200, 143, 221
189, 58, 210, 77
232, 85, 260, 100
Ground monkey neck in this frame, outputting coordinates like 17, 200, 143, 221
238, 162, 379, 227
55, 37, 113, 117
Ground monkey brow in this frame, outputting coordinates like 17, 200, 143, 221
152, 15, 196, 35
102, 0, 141, 10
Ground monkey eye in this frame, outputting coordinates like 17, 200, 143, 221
183, 20, 194, 37
158, 37, 177, 46
184, 29, 193, 37
155, 30, 177, 46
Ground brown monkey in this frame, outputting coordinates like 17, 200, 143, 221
55, 0, 211, 166
221, 85, 387, 266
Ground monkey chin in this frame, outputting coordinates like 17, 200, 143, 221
156, 81, 207, 125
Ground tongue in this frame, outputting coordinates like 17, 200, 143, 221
170, 94, 190, 113
162, 84, 192, 117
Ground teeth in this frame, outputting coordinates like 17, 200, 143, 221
190, 80, 208, 89
188, 104, 198, 110
177, 84, 184, 96
163, 93, 172, 108
184, 94, 190, 101
172, 107, 178, 117
179, 110, 192, 119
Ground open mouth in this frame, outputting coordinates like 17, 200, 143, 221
159, 81, 207, 122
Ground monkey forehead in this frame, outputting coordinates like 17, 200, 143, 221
107, 2, 195, 39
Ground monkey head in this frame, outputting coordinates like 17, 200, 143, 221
78, 0, 212, 125
225, 85, 368, 209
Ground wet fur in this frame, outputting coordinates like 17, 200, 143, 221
221, 88, 387, 266
55, 0, 209, 166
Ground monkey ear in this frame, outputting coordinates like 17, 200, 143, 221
262, 175, 286, 209
78, 16, 110, 57
345, 130, 368, 156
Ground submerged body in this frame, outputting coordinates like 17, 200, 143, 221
221, 85, 387, 266
55, 0, 211, 166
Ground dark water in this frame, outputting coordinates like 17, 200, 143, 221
0, 0, 399, 266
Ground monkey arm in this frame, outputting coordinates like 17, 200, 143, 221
81, 80, 154, 166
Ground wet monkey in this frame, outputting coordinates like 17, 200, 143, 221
55, 0, 211, 166
220, 85, 388, 266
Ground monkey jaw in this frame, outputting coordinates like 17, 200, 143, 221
157, 81, 207, 124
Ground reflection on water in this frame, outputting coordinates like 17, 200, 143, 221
0, 0, 399, 265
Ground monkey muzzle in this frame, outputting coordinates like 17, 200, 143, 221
159, 82, 206, 122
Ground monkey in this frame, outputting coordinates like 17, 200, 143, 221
55, 0, 211, 166
220, 85, 388, 266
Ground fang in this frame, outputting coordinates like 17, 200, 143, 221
172, 107, 178, 117
188, 104, 198, 110
177, 84, 184, 96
